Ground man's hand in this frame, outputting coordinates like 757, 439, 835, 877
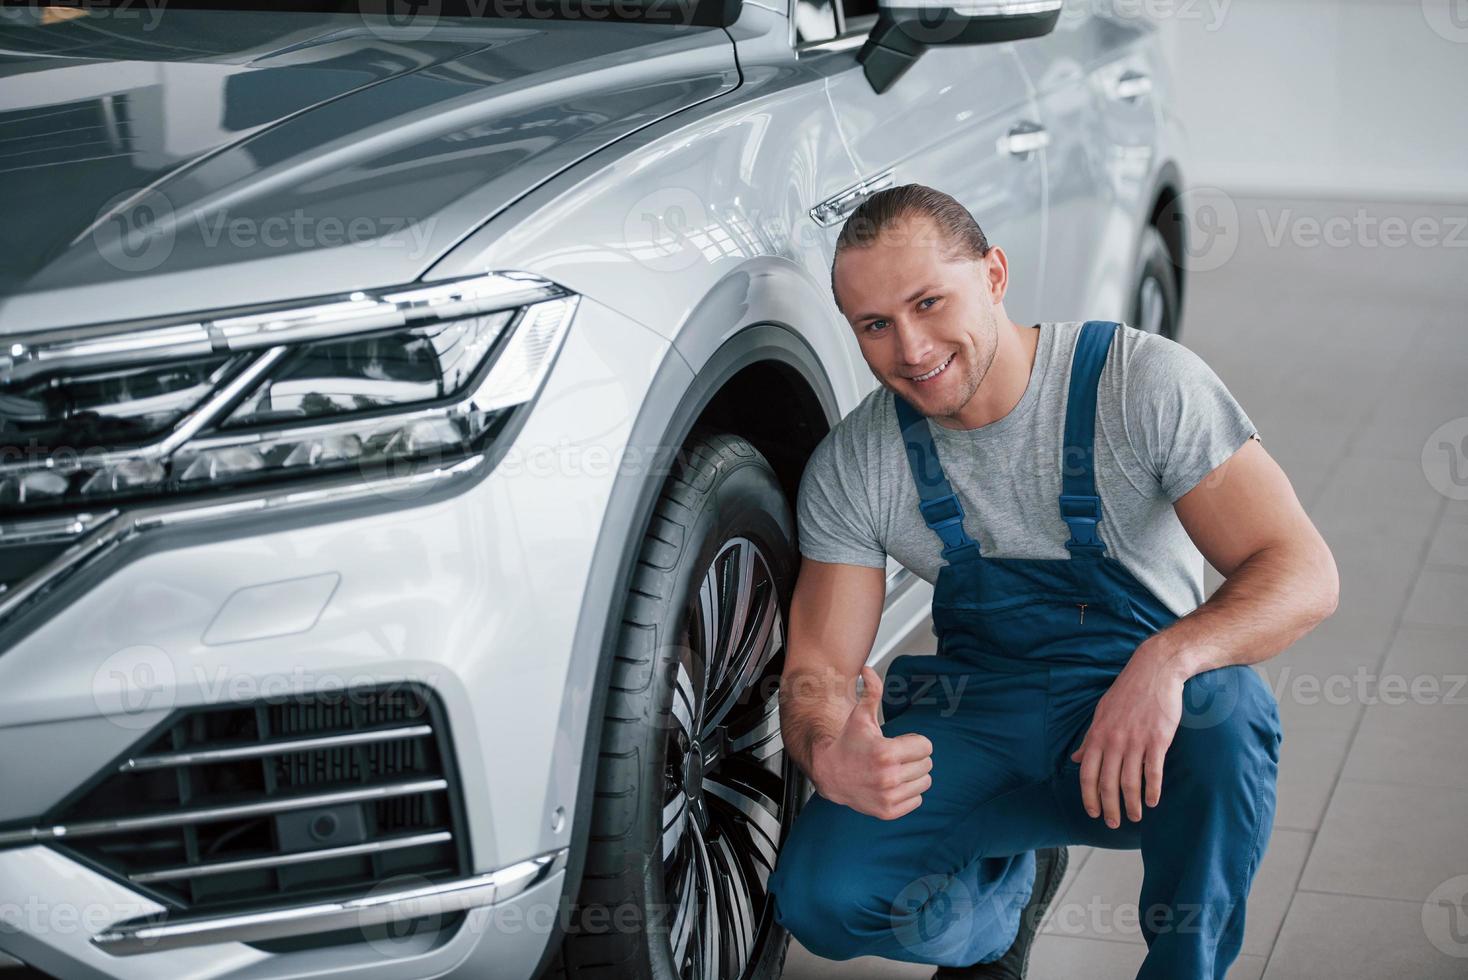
1070, 642, 1187, 827
810, 666, 934, 820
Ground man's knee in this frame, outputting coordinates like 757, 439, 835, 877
1170, 665, 1282, 790
768, 799, 886, 960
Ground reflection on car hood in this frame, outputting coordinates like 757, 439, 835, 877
0, 6, 737, 333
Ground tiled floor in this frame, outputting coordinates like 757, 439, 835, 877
781, 198, 1468, 979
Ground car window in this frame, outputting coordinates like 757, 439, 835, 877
796, 0, 881, 47
794, 0, 839, 44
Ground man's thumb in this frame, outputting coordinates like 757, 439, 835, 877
855, 666, 883, 724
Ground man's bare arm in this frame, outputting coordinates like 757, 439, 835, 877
780, 557, 886, 780
1071, 436, 1339, 827
780, 556, 934, 818
1148, 436, 1339, 676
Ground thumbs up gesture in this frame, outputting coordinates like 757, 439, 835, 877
810, 666, 935, 820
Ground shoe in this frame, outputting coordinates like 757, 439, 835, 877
929, 846, 1070, 980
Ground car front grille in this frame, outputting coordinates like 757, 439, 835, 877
47, 683, 467, 914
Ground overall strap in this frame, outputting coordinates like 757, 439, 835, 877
893, 392, 982, 563
1060, 320, 1119, 558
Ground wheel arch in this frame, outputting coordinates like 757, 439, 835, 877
1146, 162, 1187, 313
531, 317, 840, 977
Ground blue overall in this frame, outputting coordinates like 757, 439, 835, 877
768, 321, 1282, 979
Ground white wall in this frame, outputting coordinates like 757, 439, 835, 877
1151, 0, 1468, 201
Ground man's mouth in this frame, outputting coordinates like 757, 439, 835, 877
908, 353, 955, 384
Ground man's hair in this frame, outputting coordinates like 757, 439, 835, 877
830, 183, 991, 314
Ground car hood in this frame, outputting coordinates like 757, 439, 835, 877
0, 6, 737, 334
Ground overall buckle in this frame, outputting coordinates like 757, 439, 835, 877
920, 494, 972, 555
918, 494, 962, 526
1059, 494, 1105, 551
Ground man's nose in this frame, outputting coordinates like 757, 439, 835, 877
894, 320, 932, 365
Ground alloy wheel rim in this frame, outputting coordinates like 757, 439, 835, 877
662, 536, 789, 980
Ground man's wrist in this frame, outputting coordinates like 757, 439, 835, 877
807, 733, 838, 791
1137, 632, 1208, 680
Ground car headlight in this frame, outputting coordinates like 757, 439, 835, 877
0, 271, 578, 514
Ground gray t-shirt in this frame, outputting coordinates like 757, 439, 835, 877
795, 321, 1260, 619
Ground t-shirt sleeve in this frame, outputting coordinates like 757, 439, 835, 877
795, 429, 888, 568
1124, 335, 1260, 503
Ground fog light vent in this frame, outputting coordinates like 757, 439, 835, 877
41, 683, 466, 914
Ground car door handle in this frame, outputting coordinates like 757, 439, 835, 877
809, 169, 896, 227
997, 122, 1049, 158
1110, 70, 1153, 102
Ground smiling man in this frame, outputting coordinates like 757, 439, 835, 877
766, 184, 1338, 980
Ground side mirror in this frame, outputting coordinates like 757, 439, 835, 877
857, 0, 1062, 94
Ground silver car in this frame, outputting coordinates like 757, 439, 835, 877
0, 0, 1187, 977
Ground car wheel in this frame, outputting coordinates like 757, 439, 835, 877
551, 427, 804, 980
1131, 223, 1181, 340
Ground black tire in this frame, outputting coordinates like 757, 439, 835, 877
548, 427, 806, 980
1131, 223, 1182, 340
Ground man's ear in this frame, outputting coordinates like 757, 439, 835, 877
983, 245, 1009, 303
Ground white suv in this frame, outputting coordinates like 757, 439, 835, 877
0, 0, 1187, 977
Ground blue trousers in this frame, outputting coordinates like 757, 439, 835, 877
767, 659, 1282, 979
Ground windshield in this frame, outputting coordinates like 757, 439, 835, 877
0, 0, 739, 29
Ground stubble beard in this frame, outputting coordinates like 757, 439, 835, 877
897, 318, 999, 426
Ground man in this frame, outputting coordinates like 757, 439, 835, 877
766, 183, 1338, 980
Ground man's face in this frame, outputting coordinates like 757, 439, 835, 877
832, 213, 1006, 422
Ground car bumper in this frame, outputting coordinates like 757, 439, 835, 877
0, 294, 674, 979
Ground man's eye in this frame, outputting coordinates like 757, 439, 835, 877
920, 297, 938, 309
865, 320, 887, 332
